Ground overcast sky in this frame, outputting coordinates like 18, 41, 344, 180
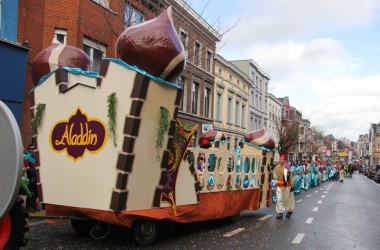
190, 0, 380, 142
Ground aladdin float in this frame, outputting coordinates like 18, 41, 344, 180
29, 7, 275, 245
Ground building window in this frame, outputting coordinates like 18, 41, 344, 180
377, 139, 380, 150
204, 87, 211, 118
264, 99, 267, 113
179, 29, 188, 58
218, 68, 222, 75
124, 4, 144, 28
250, 116, 254, 131
251, 91, 254, 107
216, 93, 222, 121
235, 101, 240, 126
229, 74, 232, 82
259, 97, 262, 111
83, 37, 106, 72
92, 0, 109, 8
177, 76, 186, 111
227, 98, 232, 124
192, 82, 199, 114
55, 28, 67, 44
242, 104, 246, 128
194, 42, 201, 66
206, 50, 212, 72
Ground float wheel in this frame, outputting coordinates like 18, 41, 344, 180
0, 214, 11, 249
133, 219, 159, 246
0, 197, 28, 249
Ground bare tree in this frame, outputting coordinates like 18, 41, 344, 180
337, 140, 344, 151
311, 125, 324, 143
276, 121, 300, 156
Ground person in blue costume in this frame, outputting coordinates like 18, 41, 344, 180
327, 162, 332, 181
270, 161, 278, 202
293, 162, 303, 194
312, 162, 320, 186
304, 162, 311, 191
317, 161, 323, 183
310, 162, 316, 187
290, 161, 296, 177
24, 144, 39, 212
271, 178, 277, 202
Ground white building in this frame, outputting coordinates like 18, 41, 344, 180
268, 93, 282, 162
230, 59, 270, 132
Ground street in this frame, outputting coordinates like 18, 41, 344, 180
25, 172, 380, 249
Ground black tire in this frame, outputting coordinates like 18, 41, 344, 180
3, 196, 29, 250
226, 213, 240, 223
133, 220, 159, 246
70, 219, 98, 236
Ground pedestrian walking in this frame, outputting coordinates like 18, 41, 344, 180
273, 155, 294, 219
339, 166, 345, 182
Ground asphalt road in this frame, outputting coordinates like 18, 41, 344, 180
24, 172, 380, 249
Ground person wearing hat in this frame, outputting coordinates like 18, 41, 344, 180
273, 154, 295, 219
24, 144, 39, 212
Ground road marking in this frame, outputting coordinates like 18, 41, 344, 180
319, 188, 323, 190
324, 191, 328, 193
305, 217, 313, 224
314, 191, 318, 193
259, 215, 272, 221
313, 207, 319, 212
296, 199, 303, 203
306, 195, 312, 197
223, 228, 245, 237
292, 233, 305, 244
321, 195, 325, 198
317, 200, 322, 204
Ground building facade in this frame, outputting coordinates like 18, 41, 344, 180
229, 60, 269, 133
357, 134, 369, 165
213, 54, 250, 150
166, 0, 221, 144
368, 123, 380, 167
267, 93, 282, 161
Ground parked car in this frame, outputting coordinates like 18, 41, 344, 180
361, 165, 368, 174
363, 166, 370, 176
370, 165, 380, 180
374, 169, 380, 183
367, 165, 380, 179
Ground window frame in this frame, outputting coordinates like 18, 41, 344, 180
204, 87, 211, 118
124, 4, 144, 28
55, 28, 67, 44
194, 41, 201, 66
191, 82, 199, 114
83, 37, 106, 72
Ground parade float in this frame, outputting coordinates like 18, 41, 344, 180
25, 7, 275, 245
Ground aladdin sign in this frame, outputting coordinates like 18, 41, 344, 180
50, 108, 107, 161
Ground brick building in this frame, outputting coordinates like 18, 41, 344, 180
163, 0, 221, 143
17, 0, 220, 146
